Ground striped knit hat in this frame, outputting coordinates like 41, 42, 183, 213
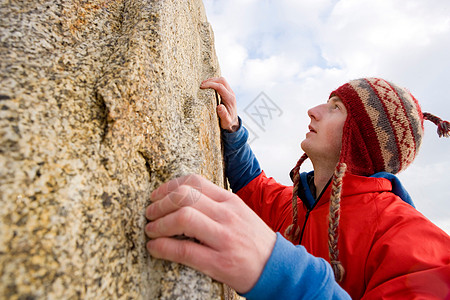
286, 78, 450, 282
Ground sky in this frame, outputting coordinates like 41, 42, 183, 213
203, 0, 450, 234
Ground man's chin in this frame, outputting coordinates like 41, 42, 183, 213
300, 139, 309, 153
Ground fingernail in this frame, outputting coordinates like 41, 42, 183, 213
145, 222, 154, 235
145, 205, 153, 220
146, 240, 154, 253
150, 189, 158, 201
146, 240, 157, 255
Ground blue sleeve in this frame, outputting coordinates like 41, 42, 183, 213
242, 233, 351, 300
222, 117, 261, 192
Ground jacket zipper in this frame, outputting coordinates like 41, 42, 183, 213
298, 178, 332, 245
299, 209, 311, 244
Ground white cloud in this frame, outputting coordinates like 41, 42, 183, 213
204, 0, 450, 234
318, 0, 450, 81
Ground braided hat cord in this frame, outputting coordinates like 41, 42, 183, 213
423, 112, 450, 138
328, 162, 347, 282
285, 153, 308, 242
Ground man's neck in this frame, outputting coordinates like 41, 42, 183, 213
312, 164, 335, 198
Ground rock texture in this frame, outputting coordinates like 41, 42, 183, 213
0, 0, 227, 298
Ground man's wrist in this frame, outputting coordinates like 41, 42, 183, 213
225, 118, 240, 133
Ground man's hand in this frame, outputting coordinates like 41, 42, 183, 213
201, 77, 240, 133
145, 174, 277, 294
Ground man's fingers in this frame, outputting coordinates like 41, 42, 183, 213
214, 77, 233, 92
151, 174, 233, 204
145, 206, 223, 249
146, 186, 222, 222
201, 77, 233, 92
201, 77, 238, 132
217, 104, 231, 122
150, 174, 202, 202
147, 237, 220, 278
147, 184, 200, 218
200, 77, 236, 109
147, 185, 193, 220
201, 81, 234, 101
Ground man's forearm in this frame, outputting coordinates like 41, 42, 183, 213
222, 117, 262, 192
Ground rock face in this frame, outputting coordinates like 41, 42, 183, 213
0, 0, 226, 298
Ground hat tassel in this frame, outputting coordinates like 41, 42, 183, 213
423, 112, 450, 138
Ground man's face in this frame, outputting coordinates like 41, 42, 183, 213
301, 96, 348, 166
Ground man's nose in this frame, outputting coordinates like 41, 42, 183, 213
308, 104, 323, 120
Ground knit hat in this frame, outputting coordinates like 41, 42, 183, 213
285, 78, 450, 282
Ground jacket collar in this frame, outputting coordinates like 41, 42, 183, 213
298, 171, 394, 210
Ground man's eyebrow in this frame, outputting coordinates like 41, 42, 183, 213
327, 97, 342, 104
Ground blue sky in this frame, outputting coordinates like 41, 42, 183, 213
203, 0, 450, 234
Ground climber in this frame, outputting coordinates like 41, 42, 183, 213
144, 77, 450, 299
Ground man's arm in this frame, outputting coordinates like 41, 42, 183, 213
201, 77, 293, 233
243, 233, 351, 300
201, 77, 262, 192
221, 117, 262, 192
362, 197, 450, 299
144, 174, 350, 299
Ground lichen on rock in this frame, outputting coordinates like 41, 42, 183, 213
0, 0, 227, 298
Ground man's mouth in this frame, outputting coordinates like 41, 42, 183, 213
308, 125, 316, 133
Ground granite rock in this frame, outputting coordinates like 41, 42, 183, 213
0, 0, 229, 298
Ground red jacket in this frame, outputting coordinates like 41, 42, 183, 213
237, 171, 450, 299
